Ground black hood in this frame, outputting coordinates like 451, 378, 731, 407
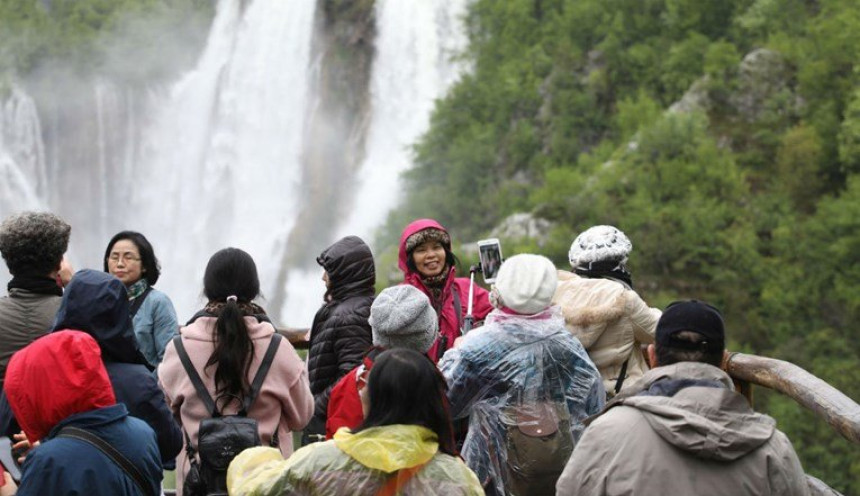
317, 236, 375, 302
52, 269, 150, 369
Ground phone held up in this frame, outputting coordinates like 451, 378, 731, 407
0, 436, 21, 484
477, 238, 503, 284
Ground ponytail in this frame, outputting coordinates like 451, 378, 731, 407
201, 248, 262, 405
206, 298, 255, 401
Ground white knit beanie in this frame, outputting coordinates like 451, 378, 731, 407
491, 254, 558, 315
369, 285, 439, 352
568, 225, 632, 267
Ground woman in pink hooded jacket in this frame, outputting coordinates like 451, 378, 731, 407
399, 219, 493, 362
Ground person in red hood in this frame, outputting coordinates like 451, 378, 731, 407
399, 219, 493, 362
4, 330, 162, 496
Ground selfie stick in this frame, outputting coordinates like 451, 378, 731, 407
463, 265, 479, 334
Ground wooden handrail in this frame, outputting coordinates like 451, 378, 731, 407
276, 327, 310, 350
725, 352, 860, 445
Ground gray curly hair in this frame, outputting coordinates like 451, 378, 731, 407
0, 212, 71, 276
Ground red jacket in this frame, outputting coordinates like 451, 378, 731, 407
399, 219, 493, 362
5, 330, 115, 442
325, 355, 374, 439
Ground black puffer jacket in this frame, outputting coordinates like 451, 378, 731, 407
307, 236, 375, 425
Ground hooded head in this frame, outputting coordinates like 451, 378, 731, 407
5, 330, 116, 441
52, 269, 149, 367
369, 285, 439, 353
317, 236, 376, 302
398, 219, 454, 276
490, 254, 558, 315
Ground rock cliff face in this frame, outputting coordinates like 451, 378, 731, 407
270, 0, 377, 308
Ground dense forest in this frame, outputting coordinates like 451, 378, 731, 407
381, 0, 859, 492
1, 0, 857, 493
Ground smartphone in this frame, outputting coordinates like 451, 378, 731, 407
477, 238, 503, 284
0, 437, 21, 484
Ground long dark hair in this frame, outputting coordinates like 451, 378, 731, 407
103, 231, 161, 285
202, 248, 260, 401
355, 348, 457, 456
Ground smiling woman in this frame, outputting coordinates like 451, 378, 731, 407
398, 219, 493, 362
103, 231, 179, 368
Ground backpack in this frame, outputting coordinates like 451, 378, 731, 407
501, 400, 573, 496
173, 334, 282, 496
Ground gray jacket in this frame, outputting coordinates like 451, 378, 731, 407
0, 288, 61, 391
556, 362, 810, 496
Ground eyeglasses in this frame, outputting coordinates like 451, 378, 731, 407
107, 253, 141, 264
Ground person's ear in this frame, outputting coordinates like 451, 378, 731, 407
647, 344, 658, 368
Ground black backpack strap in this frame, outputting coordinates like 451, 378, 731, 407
242, 334, 282, 414
450, 284, 463, 334
129, 286, 154, 318
614, 358, 631, 396
57, 426, 150, 496
173, 336, 219, 417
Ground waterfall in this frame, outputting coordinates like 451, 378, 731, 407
0, 87, 48, 214
129, 0, 317, 322
0, 0, 468, 327
336, 0, 469, 241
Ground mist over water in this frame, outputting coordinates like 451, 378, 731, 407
0, 0, 468, 327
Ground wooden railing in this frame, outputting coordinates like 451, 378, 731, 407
277, 327, 310, 350
725, 352, 860, 445
725, 352, 858, 496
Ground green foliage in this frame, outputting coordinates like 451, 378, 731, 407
383, 0, 860, 492
0, 0, 213, 83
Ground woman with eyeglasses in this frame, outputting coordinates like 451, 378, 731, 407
104, 231, 179, 368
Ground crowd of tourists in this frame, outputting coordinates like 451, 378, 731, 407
0, 211, 812, 495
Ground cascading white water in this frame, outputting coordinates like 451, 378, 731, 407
285, 0, 470, 322
0, 87, 48, 215
336, 0, 469, 241
129, 0, 317, 322
1, 0, 469, 327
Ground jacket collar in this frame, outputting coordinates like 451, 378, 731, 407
47, 404, 129, 439
333, 424, 438, 472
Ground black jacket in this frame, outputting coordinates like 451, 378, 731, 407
51, 269, 182, 464
307, 236, 375, 424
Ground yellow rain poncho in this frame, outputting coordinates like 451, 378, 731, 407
228, 424, 482, 496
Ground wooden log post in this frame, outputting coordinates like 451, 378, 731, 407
725, 352, 860, 445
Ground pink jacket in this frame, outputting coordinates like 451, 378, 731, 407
158, 316, 313, 493
399, 219, 493, 362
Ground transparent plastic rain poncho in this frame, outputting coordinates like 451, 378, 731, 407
226, 425, 484, 496
439, 306, 605, 496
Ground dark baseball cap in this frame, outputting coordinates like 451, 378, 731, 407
656, 300, 725, 352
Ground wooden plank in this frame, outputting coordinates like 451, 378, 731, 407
725, 352, 860, 445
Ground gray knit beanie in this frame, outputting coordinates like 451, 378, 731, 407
369, 285, 439, 352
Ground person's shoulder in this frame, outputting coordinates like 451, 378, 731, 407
326, 299, 372, 326
425, 453, 484, 493
145, 288, 176, 309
